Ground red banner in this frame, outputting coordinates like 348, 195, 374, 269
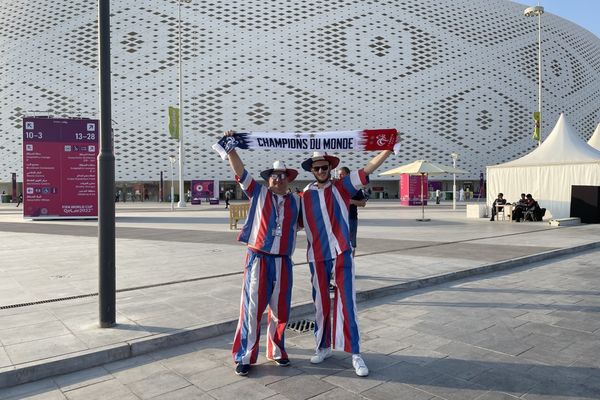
22, 117, 99, 219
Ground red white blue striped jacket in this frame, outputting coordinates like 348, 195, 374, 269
236, 169, 301, 256
301, 169, 369, 262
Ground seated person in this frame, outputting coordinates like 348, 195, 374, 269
523, 194, 546, 221
511, 193, 527, 221
490, 193, 507, 221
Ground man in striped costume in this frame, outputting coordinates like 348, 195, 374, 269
301, 150, 394, 377
224, 132, 302, 377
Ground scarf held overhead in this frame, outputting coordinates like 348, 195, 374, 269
213, 129, 399, 159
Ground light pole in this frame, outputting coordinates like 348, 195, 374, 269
451, 152, 459, 210
169, 155, 176, 211
177, 0, 191, 208
524, 5, 544, 146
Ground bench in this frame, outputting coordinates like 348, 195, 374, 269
229, 203, 250, 230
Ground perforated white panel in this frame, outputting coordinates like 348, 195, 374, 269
1, 0, 599, 182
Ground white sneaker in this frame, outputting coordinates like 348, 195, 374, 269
352, 354, 369, 377
310, 347, 332, 364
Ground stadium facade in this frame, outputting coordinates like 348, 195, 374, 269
1, 0, 599, 199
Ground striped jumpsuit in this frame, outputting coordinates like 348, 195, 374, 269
302, 169, 369, 354
232, 169, 301, 365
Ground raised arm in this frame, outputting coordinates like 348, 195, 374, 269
363, 150, 393, 176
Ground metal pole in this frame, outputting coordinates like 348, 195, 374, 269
170, 160, 175, 211
98, 0, 115, 328
537, 11, 542, 147
177, 0, 186, 208
159, 171, 163, 202
451, 153, 458, 211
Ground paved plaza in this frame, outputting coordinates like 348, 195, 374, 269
0, 242, 599, 399
0, 200, 599, 398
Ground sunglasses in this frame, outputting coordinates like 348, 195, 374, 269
269, 172, 287, 180
311, 165, 329, 172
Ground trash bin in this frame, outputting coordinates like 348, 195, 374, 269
445, 192, 453, 201
1, 194, 11, 203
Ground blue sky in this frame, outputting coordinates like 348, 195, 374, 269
524, 0, 600, 38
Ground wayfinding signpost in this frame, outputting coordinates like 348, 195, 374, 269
22, 117, 99, 219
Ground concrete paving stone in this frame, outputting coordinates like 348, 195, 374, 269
522, 379, 597, 400
149, 385, 213, 400
390, 346, 449, 367
116, 300, 185, 322
473, 391, 521, 400
469, 367, 540, 398
0, 378, 58, 400
0, 349, 11, 369
157, 350, 223, 378
361, 382, 438, 400
427, 356, 495, 382
514, 311, 563, 325
4, 334, 89, 365
129, 311, 211, 333
0, 311, 58, 331
365, 325, 419, 341
209, 379, 278, 400
397, 331, 453, 350
125, 371, 190, 399
62, 378, 137, 400
0, 320, 72, 347
322, 367, 386, 394
514, 321, 592, 342
359, 337, 411, 355
266, 374, 336, 400
187, 365, 242, 392
242, 363, 304, 386
410, 373, 488, 400
308, 387, 368, 399
376, 361, 443, 386
552, 315, 600, 333
481, 317, 529, 330
518, 343, 582, 366
64, 317, 145, 344
52, 366, 112, 392
110, 359, 171, 385
291, 358, 348, 380
469, 336, 534, 357
6, 389, 68, 400
180, 339, 232, 362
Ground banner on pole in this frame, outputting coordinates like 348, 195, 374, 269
532, 111, 541, 142
168, 106, 180, 140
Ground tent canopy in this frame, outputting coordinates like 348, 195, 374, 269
588, 123, 600, 151
487, 114, 600, 219
496, 114, 600, 167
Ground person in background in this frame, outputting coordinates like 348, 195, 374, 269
490, 192, 507, 221
512, 193, 527, 221
435, 188, 441, 204
338, 167, 367, 257
225, 189, 231, 209
16, 193, 23, 207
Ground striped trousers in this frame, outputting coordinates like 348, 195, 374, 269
308, 250, 360, 354
232, 248, 293, 365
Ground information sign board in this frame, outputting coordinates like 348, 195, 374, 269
22, 117, 99, 219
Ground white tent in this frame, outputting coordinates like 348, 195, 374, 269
486, 114, 600, 219
588, 123, 600, 151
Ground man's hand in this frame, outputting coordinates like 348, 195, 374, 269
223, 130, 245, 177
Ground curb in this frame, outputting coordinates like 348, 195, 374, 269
1, 241, 599, 389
